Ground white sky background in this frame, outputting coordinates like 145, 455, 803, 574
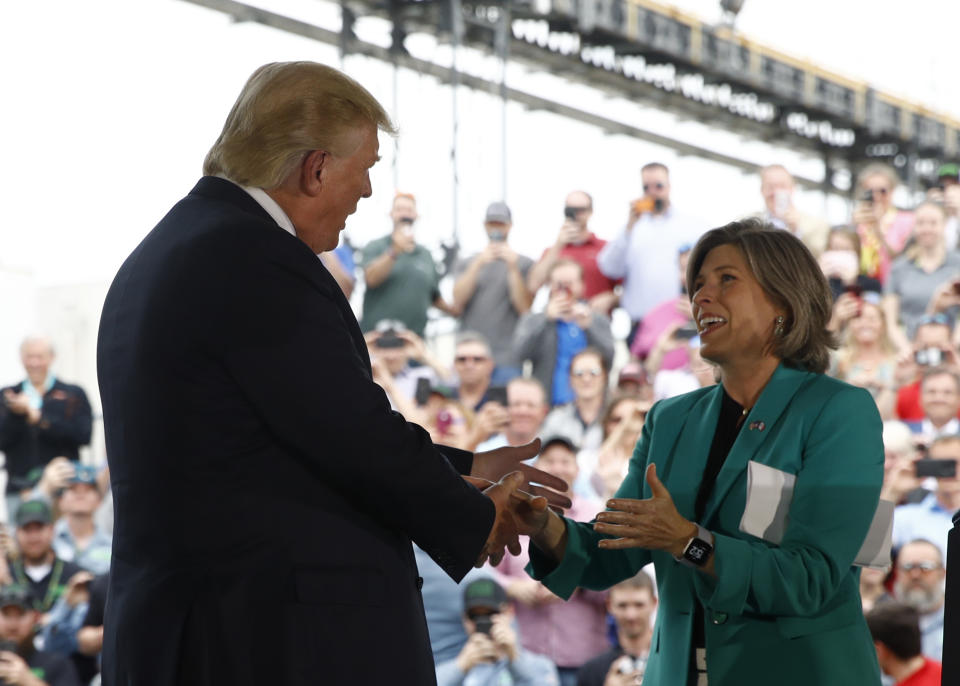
1, 0, 958, 288
2, 0, 958, 287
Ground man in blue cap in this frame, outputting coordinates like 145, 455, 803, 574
51, 465, 111, 575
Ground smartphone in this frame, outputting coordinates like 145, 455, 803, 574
414, 378, 432, 407
563, 206, 578, 220
915, 348, 944, 366
486, 386, 508, 406
473, 615, 494, 636
674, 325, 699, 340
915, 458, 956, 478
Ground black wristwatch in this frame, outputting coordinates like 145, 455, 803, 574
674, 524, 714, 568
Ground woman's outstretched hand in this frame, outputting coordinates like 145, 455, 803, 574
593, 463, 697, 557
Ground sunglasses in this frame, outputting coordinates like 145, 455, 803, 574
572, 368, 602, 378
643, 182, 665, 192
899, 561, 940, 573
455, 355, 489, 364
608, 410, 647, 424
864, 186, 889, 195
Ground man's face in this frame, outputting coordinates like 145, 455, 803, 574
390, 196, 418, 229
548, 263, 584, 301
534, 445, 578, 494
860, 173, 894, 213
760, 167, 793, 212
507, 383, 548, 438
485, 221, 510, 242
58, 482, 102, 517
20, 340, 53, 385
454, 342, 493, 388
920, 373, 960, 426
15, 522, 53, 563
0, 606, 36, 645
895, 541, 945, 613
641, 167, 670, 207
608, 587, 656, 640
564, 191, 593, 231
301, 124, 379, 253
913, 323, 951, 350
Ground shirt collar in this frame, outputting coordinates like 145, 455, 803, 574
215, 175, 298, 238
21, 375, 56, 410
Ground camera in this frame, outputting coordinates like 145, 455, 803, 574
563, 206, 579, 221
914, 348, 943, 366
488, 229, 506, 242
915, 458, 957, 479
0, 639, 17, 654
862, 189, 874, 204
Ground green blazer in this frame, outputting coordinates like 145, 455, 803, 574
528, 364, 884, 686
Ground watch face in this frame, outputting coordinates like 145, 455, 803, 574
684, 539, 712, 566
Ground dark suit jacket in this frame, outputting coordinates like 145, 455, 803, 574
96, 177, 495, 685
0, 379, 92, 491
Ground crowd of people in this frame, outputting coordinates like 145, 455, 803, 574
1, 158, 958, 685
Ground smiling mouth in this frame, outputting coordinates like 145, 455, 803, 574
698, 317, 727, 336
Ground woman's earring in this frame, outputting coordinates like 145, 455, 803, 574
774, 315, 785, 336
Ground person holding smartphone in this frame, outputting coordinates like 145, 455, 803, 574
852, 163, 915, 284
436, 579, 558, 686
756, 164, 830, 258
0, 585, 81, 686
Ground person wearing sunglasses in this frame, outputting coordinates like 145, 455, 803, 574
852, 163, 915, 285
539, 348, 609, 456
891, 539, 946, 662
597, 162, 705, 349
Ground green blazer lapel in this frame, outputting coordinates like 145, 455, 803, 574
659, 385, 724, 520
700, 364, 813, 525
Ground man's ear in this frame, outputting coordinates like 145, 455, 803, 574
300, 150, 328, 195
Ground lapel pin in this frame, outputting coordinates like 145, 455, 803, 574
749, 421, 765, 431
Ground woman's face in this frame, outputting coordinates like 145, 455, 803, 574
570, 353, 606, 400
860, 173, 893, 213
850, 302, 883, 346
692, 244, 782, 369
604, 398, 647, 443
913, 205, 945, 250
826, 233, 856, 254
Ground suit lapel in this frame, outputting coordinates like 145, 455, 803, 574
660, 387, 723, 520
701, 363, 812, 525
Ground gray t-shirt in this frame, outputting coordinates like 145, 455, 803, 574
454, 252, 534, 368
885, 251, 960, 337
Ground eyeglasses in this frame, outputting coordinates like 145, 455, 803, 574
643, 183, 665, 192
455, 355, 489, 364
572, 368, 602, 378
863, 186, 889, 196
900, 561, 941, 573
917, 313, 952, 328
608, 410, 647, 424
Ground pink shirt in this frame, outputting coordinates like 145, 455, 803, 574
491, 495, 610, 668
629, 296, 690, 370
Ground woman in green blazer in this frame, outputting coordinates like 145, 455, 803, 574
519, 219, 885, 686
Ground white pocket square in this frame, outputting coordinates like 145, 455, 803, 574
739, 461, 892, 568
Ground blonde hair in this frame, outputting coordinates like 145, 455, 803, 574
203, 61, 396, 188
835, 301, 896, 377
686, 218, 837, 374
856, 163, 899, 191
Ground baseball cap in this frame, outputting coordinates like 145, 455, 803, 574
539, 434, 579, 454
484, 202, 512, 224
0, 585, 33, 611
15, 500, 51, 528
463, 578, 507, 613
937, 163, 959, 181
69, 463, 99, 487
617, 362, 648, 387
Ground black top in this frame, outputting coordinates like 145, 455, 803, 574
577, 647, 646, 686
25, 647, 82, 686
691, 390, 745, 673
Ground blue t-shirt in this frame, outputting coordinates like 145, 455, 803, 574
551, 321, 587, 406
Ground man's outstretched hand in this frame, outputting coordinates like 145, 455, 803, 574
471, 439, 571, 511
464, 472, 549, 567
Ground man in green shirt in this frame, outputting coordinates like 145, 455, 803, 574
360, 193, 457, 336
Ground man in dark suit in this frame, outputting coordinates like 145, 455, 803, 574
1, 336, 92, 495
96, 61, 564, 685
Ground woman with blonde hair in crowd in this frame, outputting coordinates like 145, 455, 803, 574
579, 392, 650, 501
852, 163, 914, 284
831, 299, 899, 418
